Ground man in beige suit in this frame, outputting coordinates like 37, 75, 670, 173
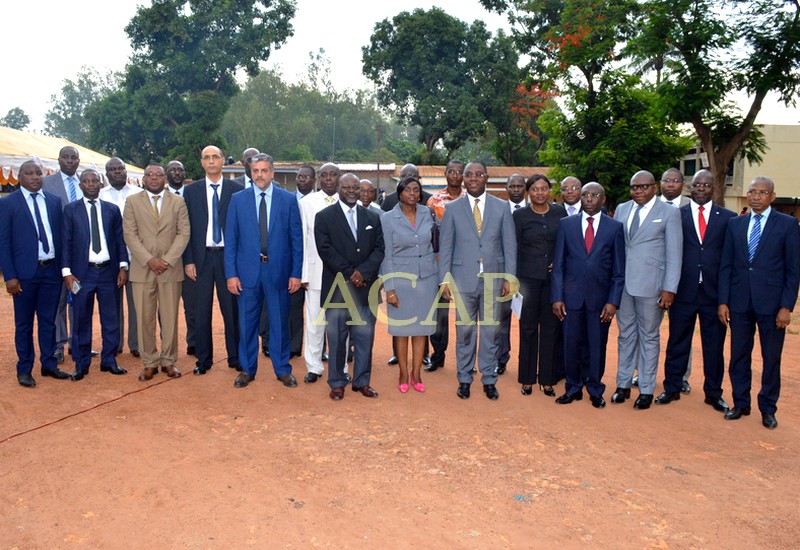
122, 164, 191, 381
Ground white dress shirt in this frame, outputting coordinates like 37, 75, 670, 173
205, 177, 225, 246
21, 186, 56, 260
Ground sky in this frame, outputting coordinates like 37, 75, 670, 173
4, 0, 799, 133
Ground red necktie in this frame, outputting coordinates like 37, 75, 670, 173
585, 216, 595, 253
698, 205, 707, 242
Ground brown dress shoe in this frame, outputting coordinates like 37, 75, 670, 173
234, 372, 252, 388
330, 386, 345, 400
138, 367, 157, 381
352, 385, 379, 398
162, 365, 181, 378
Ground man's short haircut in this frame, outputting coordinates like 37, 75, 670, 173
250, 153, 274, 168
299, 163, 316, 176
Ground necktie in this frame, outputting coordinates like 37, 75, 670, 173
89, 200, 101, 254
259, 192, 269, 257
347, 208, 358, 240
698, 205, 707, 242
211, 184, 221, 244
473, 198, 482, 235
585, 216, 595, 253
629, 204, 644, 236
514, 204, 521, 210
67, 176, 77, 202
152, 195, 160, 222
568, 205, 576, 216
748, 214, 762, 262
326, 195, 336, 205
31, 192, 50, 254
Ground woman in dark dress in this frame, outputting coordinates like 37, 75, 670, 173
513, 174, 567, 396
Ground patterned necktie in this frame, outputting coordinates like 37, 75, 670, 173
326, 195, 336, 205
347, 208, 358, 240
748, 214, 762, 262
259, 192, 269, 257
698, 205, 707, 242
585, 216, 595, 253
152, 195, 160, 222
31, 192, 50, 254
90, 200, 101, 254
473, 198, 482, 235
211, 184, 221, 244
629, 204, 644, 236
67, 176, 77, 202
568, 205, 576, 216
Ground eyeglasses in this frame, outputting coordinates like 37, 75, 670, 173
201, 154, 222, 161
580, 192, 602, 199
692, 182, 713, 189
747, 189, 772, 197
630, 183, 655, 192
661, 178, 683, 184
464, 172, 486, 179
446, 169, 463, 176
562, 186, 581, 192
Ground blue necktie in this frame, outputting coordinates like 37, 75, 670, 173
31, 192, 50, 254
211, 184, 221, 244
67, 176, 77, 202
748, 214, 762, 262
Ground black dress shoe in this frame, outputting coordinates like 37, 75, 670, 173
633, 394, 653, 409
90, 350, 99, 357
521, 385, 533, 396
352, 385, 379, 398
262, 346, 270, 357
540, 385, 556, 397
277, 374, 298, 388
681, 381, 692, 393
655, 391, 681, 405
131, 349, 141, 358
54, 351, 65, 364
185, 347, 194, 357
555, 391, 583, 404
762, 413, 778, 429
631, 375, 638, 387
304, 372, 321, 383
234, 372, 252, 388
193, 366, 208, 375
457, 383, 471, 399
423, 355, 432, 367
497, 362, 507, 375
321, 352, 329, 362
18, 373, 36, 387
611, 387, 631, 404
387, 356, 399, 365
70, 370, 86, 381
704, 396, 730, 412
41, 368, 69, 380
725, 407, 751, 420
590, 396, 606, 408
100, 364, 127, 375
345, 373, 352, 383
425, 361, 444, 372
483, 384, 499, 400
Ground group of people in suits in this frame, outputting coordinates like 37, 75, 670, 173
2, 148, 797, 429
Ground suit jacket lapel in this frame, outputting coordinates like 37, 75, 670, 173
462, 196, 480, 239
17, 191, 36, 230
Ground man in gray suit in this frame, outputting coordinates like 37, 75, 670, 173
232, 147, 259, 188
43, 146, 83, 362
612, 170, 682, 409
439, 161, 517, 400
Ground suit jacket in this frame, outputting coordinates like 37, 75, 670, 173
674, 203, 736, 303
0, 189, 62, 280
551, 213, 625, 310
42, 171, 75, 209
314, 204, 385, 307
122, 190, 190, 283
718, 209, 800, 315
615, 198, 682, 297
224, 185, 303, 288
182, 178, 243, 270
381, 189, 433, 212
299, 190, 339, 289
438, 193, 517, 294
62, 199, 128, 280
379, 204, 437, 291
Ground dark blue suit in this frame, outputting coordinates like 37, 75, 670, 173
663, 203, 735, 397
0, 189, 63, 376
62, 199, 128, 373
718, 208, 800, 414
225, 185, 303, 378
551, 213, 625, 397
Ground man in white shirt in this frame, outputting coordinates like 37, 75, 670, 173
560, 176, 582, 216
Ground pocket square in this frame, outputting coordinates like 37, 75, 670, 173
652, 219, 662, 223
365, 225, 374, 230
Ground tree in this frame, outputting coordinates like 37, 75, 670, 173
0, 107, 30, 130
362, 8, 520, 161
489, 83, 559, 165
45, 67, 114, 145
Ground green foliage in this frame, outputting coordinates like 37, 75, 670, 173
45, 67, 115, 145
0, 107, 30, 130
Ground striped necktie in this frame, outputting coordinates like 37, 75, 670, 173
748, 214, 762, 262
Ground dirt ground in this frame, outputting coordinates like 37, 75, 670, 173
1, 288, 799, 549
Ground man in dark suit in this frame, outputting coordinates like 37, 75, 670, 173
718, 176, 800, 429
657, 170, 735, 410
61, 169, 129, 381
551, 182, 625, 408
225, 154, 304, 388
0, 160, 69, 386
438, 161, 517, 400
183, 145, 243, 375
315, 173, 385, 400
43, 146, 82, 363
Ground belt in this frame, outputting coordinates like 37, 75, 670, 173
38, 258, 54, 266
260, 255, 269, 263
89, 261, 111, 269
206, 246, 225, 252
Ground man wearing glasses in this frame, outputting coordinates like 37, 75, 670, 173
718, 177, 800, 429
657, 170, 735, 412
560, 176, 583, 216
611, 170, 682, 409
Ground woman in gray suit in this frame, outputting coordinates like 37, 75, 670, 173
381, 177, 438, 393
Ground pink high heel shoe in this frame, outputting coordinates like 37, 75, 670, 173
410, 375, 425, 393
398, 382, 409, 393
